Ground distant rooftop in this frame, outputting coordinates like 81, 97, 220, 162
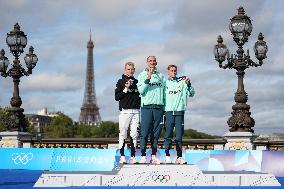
37, 107, 61, 117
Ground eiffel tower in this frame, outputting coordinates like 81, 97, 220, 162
79, 32, 101, 125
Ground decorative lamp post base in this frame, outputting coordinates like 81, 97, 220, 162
6, 107, 28, 132
0, 131, 32, 148
223, 132, 256, 150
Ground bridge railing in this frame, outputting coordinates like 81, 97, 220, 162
23, 138, 226, 149
20, 137, 284, 150
254, 139, 284, 151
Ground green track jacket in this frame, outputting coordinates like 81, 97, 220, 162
137, 69, 165, 107
164, 78, 195, 112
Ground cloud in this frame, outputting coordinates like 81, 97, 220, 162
23, 95, 60, 113
21, 72, 83, 93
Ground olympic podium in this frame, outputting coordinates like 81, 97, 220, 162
34, 164, 280, 187
0, 148, 283, 187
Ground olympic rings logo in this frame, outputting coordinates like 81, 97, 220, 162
151, 174, 171, 183
11, 153, 33, 165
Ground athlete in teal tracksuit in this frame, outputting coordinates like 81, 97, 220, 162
164, 65, 195, 164
137, 56, 165, 164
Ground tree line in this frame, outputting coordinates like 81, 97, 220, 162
0, 108, 217, 139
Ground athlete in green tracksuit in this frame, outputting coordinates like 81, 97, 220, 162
137, 56, 165, 164
164, 64, 195, 164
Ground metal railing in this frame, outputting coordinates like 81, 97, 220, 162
253, 140, 284, 151
26, 138, 224, 150
20, 137, 284, 150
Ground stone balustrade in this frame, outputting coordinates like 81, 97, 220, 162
17, 137, 284, 150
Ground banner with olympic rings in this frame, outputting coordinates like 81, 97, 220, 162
0, 148, 116, 171
0, 148, 283, 176
0, 148, 53, 170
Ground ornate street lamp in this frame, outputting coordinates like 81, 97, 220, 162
0, 23, 38, 132
213, 7, 268, 133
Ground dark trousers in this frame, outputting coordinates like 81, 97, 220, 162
164, 112, 184, 157
140, 106, 163, 156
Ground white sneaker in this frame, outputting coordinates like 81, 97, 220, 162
139, 156, 147, 164
175, 157, 187, 164
129, 157, 137, 164
164, 156, 172, 164
119, 156, 127, 164
150, 155, 161, 164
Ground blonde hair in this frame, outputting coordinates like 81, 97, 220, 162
167, 64, 177, 70
124, 62, 135, 69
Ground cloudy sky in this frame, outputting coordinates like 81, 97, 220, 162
0, 0, 283, 135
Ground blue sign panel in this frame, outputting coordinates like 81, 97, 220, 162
50, 148, 116, 171
0, 148, 53, 170
0, 148, 283, 176
185, 150, 263, 172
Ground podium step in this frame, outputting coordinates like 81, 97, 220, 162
34, 164, 280, 187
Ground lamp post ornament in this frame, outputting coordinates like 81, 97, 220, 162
0, 23, 38, 132
213, 7, 268, 133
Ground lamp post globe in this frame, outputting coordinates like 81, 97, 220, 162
214, 35, 229, 66
24, 46, 38, 74
229, 6, 252, 46
6, 23, 27, 58
0, 49, 10, 75
254, 33, 268, 62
